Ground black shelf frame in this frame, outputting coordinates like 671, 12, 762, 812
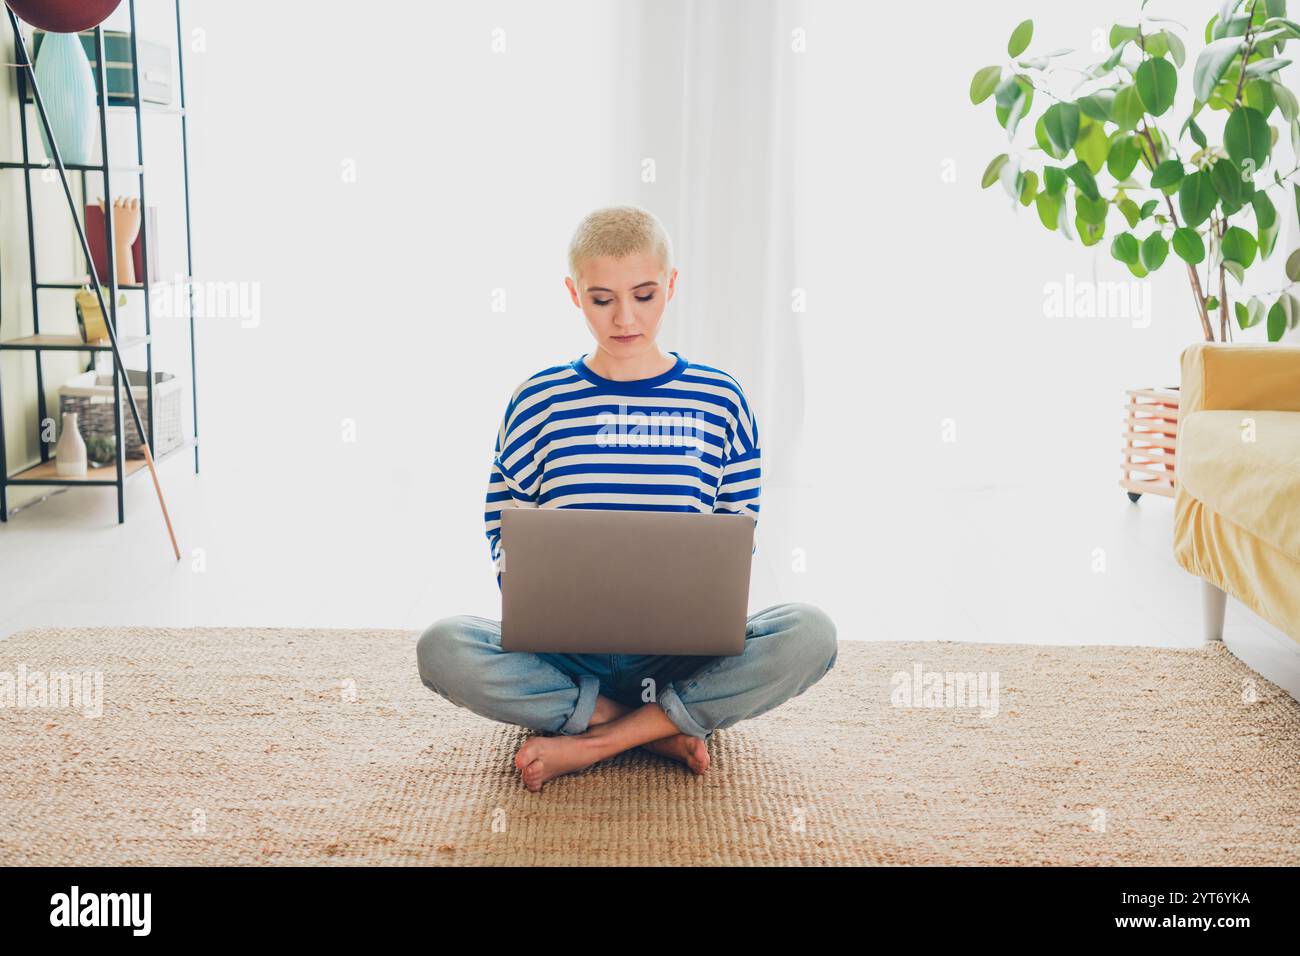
0, 0, 198, 523
0, 334, 149, 352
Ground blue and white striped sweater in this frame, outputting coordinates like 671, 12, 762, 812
485, 352, 761, 572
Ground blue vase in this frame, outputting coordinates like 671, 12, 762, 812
33, 32, 99, 166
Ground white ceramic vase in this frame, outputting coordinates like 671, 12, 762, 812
55, 411, 87, 477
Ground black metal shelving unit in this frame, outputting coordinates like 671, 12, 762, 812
0, 0, 197, 523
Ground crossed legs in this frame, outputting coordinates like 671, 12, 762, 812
417, 603, 837, 792
514, 696, 708, 793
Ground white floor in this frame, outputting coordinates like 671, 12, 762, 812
2, 451, 1298, 702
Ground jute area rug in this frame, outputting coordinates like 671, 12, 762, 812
1, 627, 1297, 866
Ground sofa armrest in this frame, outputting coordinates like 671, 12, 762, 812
1179, 343, 1300, 418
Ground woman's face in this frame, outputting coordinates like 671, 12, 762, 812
566, 252, 677, 361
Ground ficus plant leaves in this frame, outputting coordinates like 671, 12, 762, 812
1221, 226, 1259, 268
1111, 231, 1141, 265
1042, 102, 1081, 154
1172, 227, 1205, 264
1150, 158, 1185, 190
1008, 19, 1034, 57
1178, 169, 1217, 227
1224, 106, 1271, 169
1193, 37, 1244, 102
1140, 232, 1169, 270
970, 65, 1003, 104
1136, 57, 1178, 115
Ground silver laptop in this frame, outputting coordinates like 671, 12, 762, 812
500, 508, 756, 656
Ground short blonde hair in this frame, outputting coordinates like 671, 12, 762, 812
567, 205, 673, 284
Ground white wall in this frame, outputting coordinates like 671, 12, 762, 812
2, 0, 1297, 633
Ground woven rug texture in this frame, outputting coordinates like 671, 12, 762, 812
1, 627, 1297, 865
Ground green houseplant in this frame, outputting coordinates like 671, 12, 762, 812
972, 0, 1300, 342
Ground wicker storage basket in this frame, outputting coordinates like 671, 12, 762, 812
58, 369, 182, 461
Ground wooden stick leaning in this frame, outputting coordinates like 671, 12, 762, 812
8, 9, 180, 560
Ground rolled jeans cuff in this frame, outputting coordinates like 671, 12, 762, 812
559, 674, 600, 734
656, 684, 710, 740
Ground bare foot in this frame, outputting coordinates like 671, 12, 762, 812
642, 733, 710, 775
514, 734, 601, 793
586, 696, 708, 775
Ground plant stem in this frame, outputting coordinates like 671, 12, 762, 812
1136, 24, 1213, 340
1263, 165, 1300, 192
1221, 267, 1230, 339
1217, 218, 1228, 340
1139, 120, 1216, 340
1221, 0, 1256, 342
1253, 281, 1300, 298
1233, 1, 1259, 108
1205, 213, 1215, 306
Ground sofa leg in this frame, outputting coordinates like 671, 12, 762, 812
1202, 580, 1227, 643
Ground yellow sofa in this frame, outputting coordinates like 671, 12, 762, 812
1174, 343, 1300, 644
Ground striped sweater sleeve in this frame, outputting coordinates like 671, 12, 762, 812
713, 387, 761, 527
484, 398, 537, 580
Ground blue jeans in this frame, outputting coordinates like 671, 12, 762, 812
416, 603, 837, 740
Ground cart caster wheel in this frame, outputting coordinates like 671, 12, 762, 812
1127, 492, 1142, 503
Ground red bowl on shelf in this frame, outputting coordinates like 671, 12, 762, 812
6, 1, 122, 33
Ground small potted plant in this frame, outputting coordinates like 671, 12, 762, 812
972, 2, 1300, 499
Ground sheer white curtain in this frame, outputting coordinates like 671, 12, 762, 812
621, 0, 810, 486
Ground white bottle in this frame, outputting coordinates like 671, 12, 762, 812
55, 411, 87, 477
